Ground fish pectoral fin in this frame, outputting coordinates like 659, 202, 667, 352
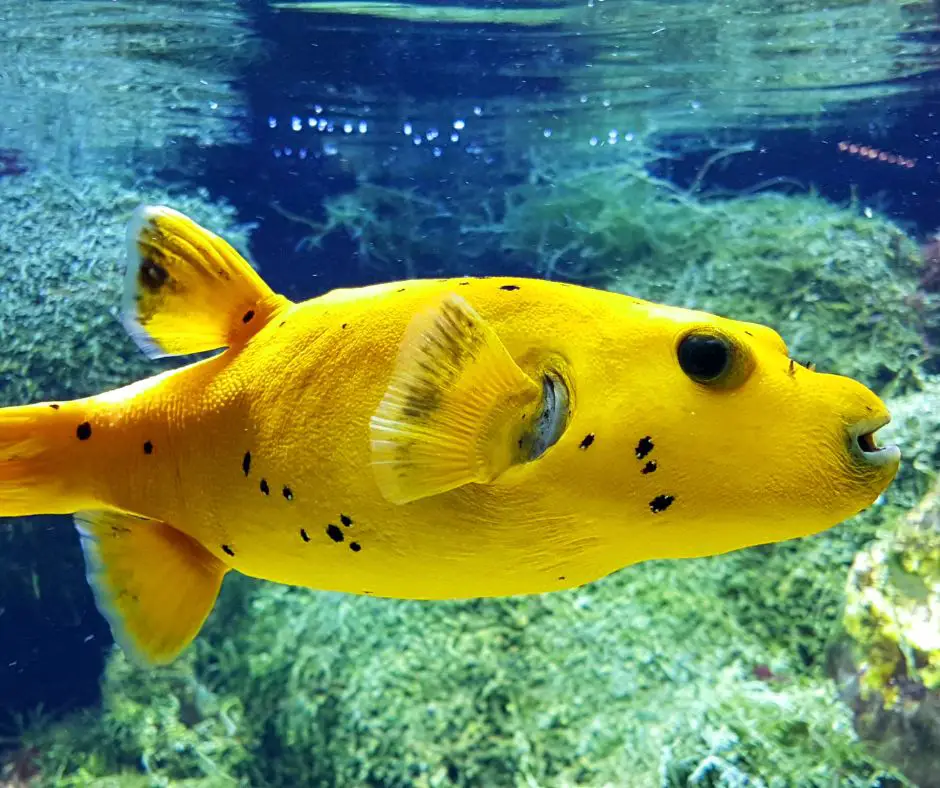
123, 206, 290, 359
75, 510, 228, 665
371, 293, 541, 504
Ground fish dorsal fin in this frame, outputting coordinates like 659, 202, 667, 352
371, 294, 541, 504
123, 206, 289, 358
76, 510, 228, 665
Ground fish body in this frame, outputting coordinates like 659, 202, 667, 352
0, 207, 900, 663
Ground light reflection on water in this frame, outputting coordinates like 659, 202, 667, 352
262, 0, 940, 174
0, 0, 937, 175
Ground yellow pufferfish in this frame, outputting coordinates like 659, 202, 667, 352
0, 207, 901, 665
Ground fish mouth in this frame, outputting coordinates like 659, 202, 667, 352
849, 415, 901, 468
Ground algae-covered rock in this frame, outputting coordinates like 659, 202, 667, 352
308, 163, 933, 394
839, 424, 940, 787
0, 171, 252, 405
0, 168, 252, 745
27, 647, 251, 788
13, 167, 933, 786
28, 534, 919, 786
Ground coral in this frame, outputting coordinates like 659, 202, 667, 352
837, 444, 940, 787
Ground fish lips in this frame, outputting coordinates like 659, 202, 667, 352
848, 415, 901, 469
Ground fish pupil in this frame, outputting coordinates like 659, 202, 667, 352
677, 333, 731, 383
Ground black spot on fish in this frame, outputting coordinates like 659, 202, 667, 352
76, 422, 92, 441
650, 494, 675, 513
635, 436, 653, 460
641, 460, 657, 475
279, 320, 286, 328
397, 287, 406, 293
349, 541, 362, 552
283, 485, 293, 501
300, 528, 310, 542
260, 479, 270, 495
242, 451, 251, 476
744, 330, 753, 337
500, 284, 520, 291
459, 281, 470, 286
557, 575, 566, 581
341, 322, 348, 329
143, 441, 153, 455
242, 309, 255, 324
221, 544, 235, 557
326, 524, 344, 542
579, 433, 595, 450
364, 590, 374, 595
49, 404, 60, 410
340, 514, 353, 527
139, 258, 169, 292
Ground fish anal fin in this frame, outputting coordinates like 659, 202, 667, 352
76, 510, 227, 665
371, 294, 540, 504
123, 205, 289, 358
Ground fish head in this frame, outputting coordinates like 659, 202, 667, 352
519, 296, 901, 558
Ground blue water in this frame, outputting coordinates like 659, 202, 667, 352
1, 0, 939, 785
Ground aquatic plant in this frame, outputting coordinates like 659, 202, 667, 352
0, 171, 252, 406
23, 381, 937, 786
8, 160, 935, 788
24, 646, 251, 788
306, 156, 933, 394
25, 533, 917, 787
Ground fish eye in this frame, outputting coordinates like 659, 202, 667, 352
677, 332, 733, 384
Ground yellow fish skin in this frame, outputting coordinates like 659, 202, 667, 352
0, 206, 900, 664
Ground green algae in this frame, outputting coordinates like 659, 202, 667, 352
0, 171, 252, 406
306, 159, 933, 393
0, 169, 253, 775
26, 546, 914, 787
8, 162, 936, 786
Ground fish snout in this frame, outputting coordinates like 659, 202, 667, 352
847, 412, 901, 470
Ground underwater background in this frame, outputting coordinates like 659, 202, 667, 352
0, 0, 939, 785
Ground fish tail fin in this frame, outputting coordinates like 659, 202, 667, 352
0, 400, 98, 517
123, 205, 291, 359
